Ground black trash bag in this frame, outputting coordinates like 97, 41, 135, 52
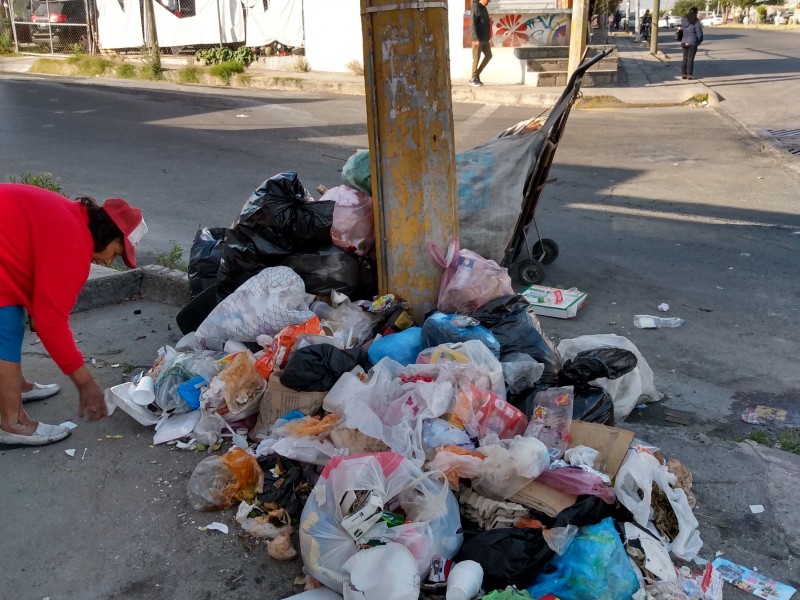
560, 347, 638, 382
455, 526, 554, 591
472, 295, 561, 395
557, 348, 637, 425
188, 227, 226, 298
551, 494, 619, 529
176, 283, 220, 335
256, 454, 316, 521
215, 172, 335, 300
280, 345, 368, 392
284, 246, 378, 300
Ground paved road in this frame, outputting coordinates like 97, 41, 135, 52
2, 74, 800, 599
659, 27, 800, 148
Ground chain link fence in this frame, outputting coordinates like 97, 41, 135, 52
5, 0, 304, 59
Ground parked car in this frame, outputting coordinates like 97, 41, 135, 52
31, 0, 87, 48
658, 15, 682, 28
701, 13, 724, 26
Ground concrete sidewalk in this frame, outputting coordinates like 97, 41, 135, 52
0, 32, 714, 108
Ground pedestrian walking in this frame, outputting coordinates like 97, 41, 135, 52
0, 184, 147, 446
680, 7, 704, 79
640, 10, 652, 41
470, 0, 492, 87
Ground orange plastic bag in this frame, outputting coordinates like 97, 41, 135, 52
255, 316, 322, 381
282, 414, 340, 438
187, 447, 265, 511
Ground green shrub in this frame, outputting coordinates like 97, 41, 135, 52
209, 60, 244, 84
195, 46, 254, 66
0, 29, 14, 55
177, 65, 203, 84
8, 172, 64, 194
67, 42, 85, 56
156, 243, 188, 272
115, 63, 136, 78
138, 62, 163, 80
64, 55, 112, 76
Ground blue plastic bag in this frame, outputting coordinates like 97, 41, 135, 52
526, 518, 639, 600
422, 311, 501, 358
367, 327, 423, 366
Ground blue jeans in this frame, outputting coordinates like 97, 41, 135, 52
0, 306, 25, 363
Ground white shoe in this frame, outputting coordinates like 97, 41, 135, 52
21, 382, 61, 403
0, 422, 71, 447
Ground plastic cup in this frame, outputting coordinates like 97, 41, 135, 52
446, 560, 483, 600
131, 376, 155, 406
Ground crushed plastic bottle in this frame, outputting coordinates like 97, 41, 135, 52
634, 315, 685, 329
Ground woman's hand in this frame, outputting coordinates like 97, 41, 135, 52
77, 379, 108, 421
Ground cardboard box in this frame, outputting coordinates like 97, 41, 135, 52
253, 375, 327, 435
522, 285, 587, 319
510, 422, 635, 516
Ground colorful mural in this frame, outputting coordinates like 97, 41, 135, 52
463, 12, 569, 48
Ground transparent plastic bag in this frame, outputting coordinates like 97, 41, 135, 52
196, 266, 315, 350
524, 386, 574, 460
428, 238, 514, 315
217, 350, 266, 416
614, 449, 702, 560
299, 453, 462, 594
474, 434, 550, 501
416, 340, 506, 400
153, 348, 220, 414
186, 447, 264, 511
323, 185, 375, 256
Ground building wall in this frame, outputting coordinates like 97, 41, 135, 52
304, 0, 570, 85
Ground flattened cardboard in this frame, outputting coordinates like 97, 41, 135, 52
510, 422, 635, 516
254, 376, 327, 434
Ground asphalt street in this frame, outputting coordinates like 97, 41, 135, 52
1, 53, 800, 598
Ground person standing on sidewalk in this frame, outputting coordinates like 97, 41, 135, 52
0, 184, 147, 446
470, 0, 492, 87
680, 7, 704, 79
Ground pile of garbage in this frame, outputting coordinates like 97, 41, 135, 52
106, 156, 725, 600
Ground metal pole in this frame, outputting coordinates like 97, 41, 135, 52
143, 0, 160, 68
625, 0, 630, 31
568, 0, 589, 78
634, 0, 640, 40
361, 0, 459, 320
7, 0, 20, 52
45, 0, 54, 53
650, 0, 660, 54
215, 0, 223, 46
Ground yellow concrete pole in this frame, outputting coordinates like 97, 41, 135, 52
568, 0, 590, 77
361, 0, 459, 319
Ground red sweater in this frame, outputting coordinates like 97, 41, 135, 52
0, 184, 93, 374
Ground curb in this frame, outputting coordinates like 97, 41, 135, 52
75, 264, 190, 313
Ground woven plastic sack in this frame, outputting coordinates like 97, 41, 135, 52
186, 447, 264, 511
196, 266, 315, 350
429, 238, 514, 315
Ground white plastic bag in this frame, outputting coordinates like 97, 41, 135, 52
196, 266, 315, 350
473, 434, 550, 500
299, 453, 462, 594
557, 334, 661, 422
614, 449, 702, 560
324, 359, 452, 466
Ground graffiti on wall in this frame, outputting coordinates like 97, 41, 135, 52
463, 13, 569, 47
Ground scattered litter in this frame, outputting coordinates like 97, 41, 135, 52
111, 363, 121, 368
522, 285, 587, 319
59, 421, 78, 430
201, 522, 229, 534
712, 557, 796, 600
65, 449, 76, 457
740, 405, 786, 425
749, 505, 764, 514
657, 303, 669, 312
81, 448, 87, 460
740, 253, 750, 257
236, 114, 250, 118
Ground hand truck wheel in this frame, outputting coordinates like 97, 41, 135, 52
517, 259, 546, 285
531, 238, 559, 265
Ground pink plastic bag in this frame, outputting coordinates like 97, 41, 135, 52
536, 467, 616, 504
428, 238, 514, 315
324, 185, 375, 256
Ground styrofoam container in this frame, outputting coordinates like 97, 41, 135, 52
106, 382, 160, 426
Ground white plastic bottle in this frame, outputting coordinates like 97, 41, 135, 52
446, 560, 484, 600
633, 315, 685, 329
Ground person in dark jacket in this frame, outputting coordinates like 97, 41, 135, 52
470, 0, 492, 87
680, 7, 704, 79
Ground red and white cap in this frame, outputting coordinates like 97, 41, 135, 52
101, 198, 148, 269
